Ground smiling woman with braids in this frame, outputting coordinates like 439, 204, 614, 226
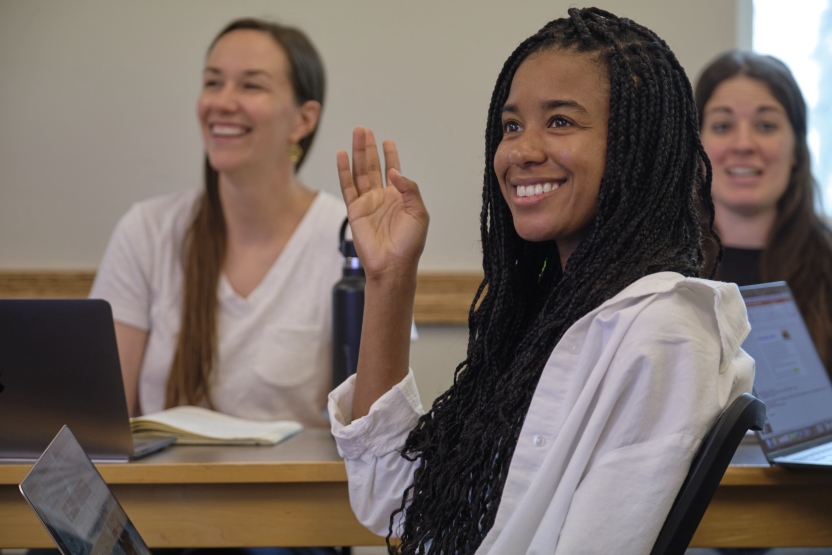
329, 7, 753, 555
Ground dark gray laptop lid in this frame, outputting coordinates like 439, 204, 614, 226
19, 426, 150, 555
0, 299, 134, 461
739, 282, 832, 457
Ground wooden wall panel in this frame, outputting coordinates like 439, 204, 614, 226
414, 272, 481, 324
0, 271, 94, 299
0, 271, 481, 324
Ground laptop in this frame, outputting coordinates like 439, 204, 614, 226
739, 282, 832, 468
20, 425, 151, 555
0, 299, 174, 462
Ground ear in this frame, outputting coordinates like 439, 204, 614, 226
289, 100, 322, 144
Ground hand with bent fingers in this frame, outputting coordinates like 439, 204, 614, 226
336, 127, 429, 281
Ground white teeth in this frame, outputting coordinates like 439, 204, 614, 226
727, 167, 760, 176
212, 124, 247, 137
516, 183, 560, 198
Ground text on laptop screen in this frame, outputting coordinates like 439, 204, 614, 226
741, 284, 832, 452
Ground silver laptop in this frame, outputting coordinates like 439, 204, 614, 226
20, 426, 151, 555
0, 299, 174, 462
740, 282, 832, 468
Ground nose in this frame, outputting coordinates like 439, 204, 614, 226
211, 83, 238, 113
730, 121, 756, 155
508, 129, 547, 167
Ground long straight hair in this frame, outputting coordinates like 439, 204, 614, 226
165, 19, 326, 408
696, 51, 832, 372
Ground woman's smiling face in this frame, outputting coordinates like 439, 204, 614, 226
494, 48, 609, 258
700, 75, 796, 218
197, 29, 303, 175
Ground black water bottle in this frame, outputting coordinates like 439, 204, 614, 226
332, 218, 365, 389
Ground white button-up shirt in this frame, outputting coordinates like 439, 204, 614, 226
329, 272, 754, 554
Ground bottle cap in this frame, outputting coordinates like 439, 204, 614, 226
339, 218, 360, 258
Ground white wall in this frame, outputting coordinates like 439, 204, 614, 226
0, 0, 742, 271
0, 0, 746, 408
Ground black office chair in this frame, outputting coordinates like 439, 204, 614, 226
650, 393, 766, 555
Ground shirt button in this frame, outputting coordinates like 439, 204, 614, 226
568, 343, 580, 354
532, 435, 545, 447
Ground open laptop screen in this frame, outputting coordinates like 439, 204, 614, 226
19, 426, 149, 555
740, 282, 832, 453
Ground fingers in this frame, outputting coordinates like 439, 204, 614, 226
389, 169, 429, 223
343, 127, 401, 198
351, 127, 372, 196
382, 140, 401, 186
336, 150, 358, 206
364, 129, 385, 190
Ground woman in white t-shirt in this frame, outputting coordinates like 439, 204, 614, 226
90, 18, 345, 427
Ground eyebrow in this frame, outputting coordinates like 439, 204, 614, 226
705, 105, 785, 116
502, 99, 589, 116
203, 67, 273, 78
757, 105, 784, 115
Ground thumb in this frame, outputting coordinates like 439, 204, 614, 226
388, 169, 427, 218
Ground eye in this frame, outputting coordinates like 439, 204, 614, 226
502, 120, 522, 133
710, 121, 731, 134
244, 82, 264, 90
548, 116, 572, 128
203, 79, 221, 89
756, 121, 779, 133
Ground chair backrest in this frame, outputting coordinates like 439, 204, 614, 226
650, 393, 766, 555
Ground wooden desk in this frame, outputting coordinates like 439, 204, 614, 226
0, 430, 385, 548
689, 435, 832, 548
1, 431, 831, 548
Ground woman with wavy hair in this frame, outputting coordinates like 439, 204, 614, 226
329, 7, 753, 555
91, 18, 344, 428
696, 50, 832, 375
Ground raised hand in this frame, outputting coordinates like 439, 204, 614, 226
336, 127, 429, 418
336, 127, 429, 281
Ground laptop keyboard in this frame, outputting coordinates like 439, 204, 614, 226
785, 441, 832, 464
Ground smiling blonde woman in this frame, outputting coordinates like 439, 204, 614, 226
90, 19, 345, 428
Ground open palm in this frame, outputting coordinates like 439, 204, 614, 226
336, 127, 429, 279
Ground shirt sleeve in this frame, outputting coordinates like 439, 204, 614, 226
328, 370, 424, 537
553, 284, 754, 554
88, 204, 154, 331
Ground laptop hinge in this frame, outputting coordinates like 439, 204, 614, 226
764, 432, 832, 460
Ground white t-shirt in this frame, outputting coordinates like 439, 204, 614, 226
90, 189, 347, 427
328, 272, 755, 553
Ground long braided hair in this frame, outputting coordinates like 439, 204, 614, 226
389, 8, 719, 554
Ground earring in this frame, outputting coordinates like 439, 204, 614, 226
289, 143, 303, 165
